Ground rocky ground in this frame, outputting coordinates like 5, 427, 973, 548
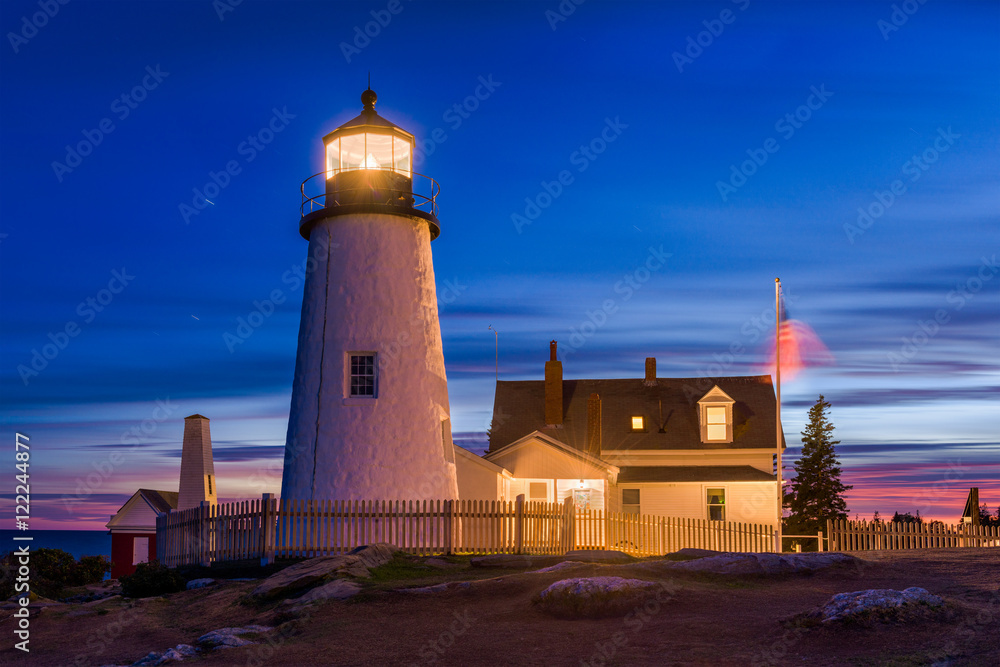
1, 547, 997, 666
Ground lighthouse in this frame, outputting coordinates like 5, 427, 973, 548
280, 88, 459, 502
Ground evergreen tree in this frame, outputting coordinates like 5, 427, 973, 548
784, 395, 852, 540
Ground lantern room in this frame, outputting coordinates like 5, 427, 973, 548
324, 89, 412, 178
299, 87, 440, 241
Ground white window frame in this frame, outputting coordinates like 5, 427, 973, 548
705, 486, 727, 522
699, 403, 733, 443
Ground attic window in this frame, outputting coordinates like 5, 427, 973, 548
706, 407, 727, 440
630, 416, 645, 431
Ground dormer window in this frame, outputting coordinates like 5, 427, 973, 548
697, 385, 735, 443
630, 416, 645, 431
706, 407, 727, 440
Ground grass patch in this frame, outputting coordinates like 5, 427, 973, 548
368, 554, 438, 582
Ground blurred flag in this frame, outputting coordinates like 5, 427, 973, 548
762, 288, 833, 380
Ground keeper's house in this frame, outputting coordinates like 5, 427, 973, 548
457, 342, 783, 527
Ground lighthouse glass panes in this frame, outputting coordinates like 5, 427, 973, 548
349, 354, 377, 397
706, 406, 727, 440
325, 133, 411, 178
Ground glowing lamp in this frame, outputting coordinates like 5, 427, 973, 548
321, 87, 416, 212
324, 88, 412, 178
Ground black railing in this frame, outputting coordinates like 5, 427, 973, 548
299, 168, 440, 219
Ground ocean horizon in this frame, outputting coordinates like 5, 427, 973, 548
0, 530, 110, 560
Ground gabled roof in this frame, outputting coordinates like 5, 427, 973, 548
139, 489, 178, 514
106, 489, 178, 529
698, 385, 735, 403
454, 444, 514, 478
485, 430, 619, 473
489, 375, 785, 453
618, 465, 776, 483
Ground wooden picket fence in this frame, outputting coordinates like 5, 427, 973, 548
827, 519, 1000, 551
575, 507, 775, 556
156, 494, 775, 568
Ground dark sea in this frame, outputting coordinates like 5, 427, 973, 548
0, 530, 110, 559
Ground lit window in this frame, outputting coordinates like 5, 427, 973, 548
529, 482, 548, 501
631, 416, 645, 431
707, 488, 726, 521
326, 132, 411, 178
706, 406, 727, 441
349, 354, 377, 397
622, 489, 640, 515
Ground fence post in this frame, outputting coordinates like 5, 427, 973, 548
261, 493, 275, 566
561, 495, 575, 554
817, 530, 824, 552
826, 519, 834, 552
443, 499, 454, 555
514, 494, 525, 555
199, 501, 211, 567
156, 512, 166, 565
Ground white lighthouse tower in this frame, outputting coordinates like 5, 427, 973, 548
280, 87, 459, 502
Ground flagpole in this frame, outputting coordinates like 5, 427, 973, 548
775, 277, 783, 553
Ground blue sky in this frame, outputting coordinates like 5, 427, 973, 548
1, 0, 997, 529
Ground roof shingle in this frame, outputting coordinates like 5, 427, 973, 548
489, 374, 783, 454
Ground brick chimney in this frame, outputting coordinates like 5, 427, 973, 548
178, 414, 217, 511
586, 393, 602, 457
644, 357, 657, 386
544, 340, 563, 425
